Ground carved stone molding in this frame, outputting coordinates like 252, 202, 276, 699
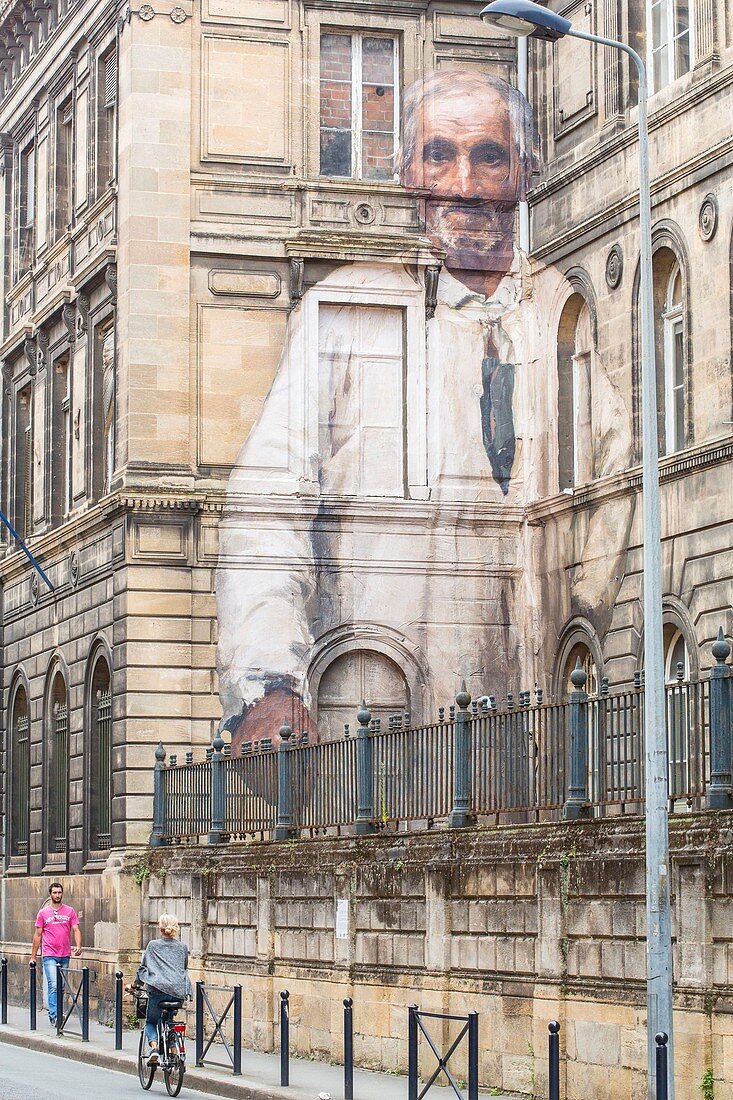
62, 302, 76, 345
76, 293, 90, 338
35, 326, 49, 371
425, 265, 441, 320
605, 244, 623, 290
698, 194, 718, 242
69, 549, 79, 588
289, 258, 305, 305
23, 336, 37, 376
105, 261, 118, 300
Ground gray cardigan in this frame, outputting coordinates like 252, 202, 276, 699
136, 937, 193, 1001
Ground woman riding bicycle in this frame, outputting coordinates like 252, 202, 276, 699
128, 912, 192, 1066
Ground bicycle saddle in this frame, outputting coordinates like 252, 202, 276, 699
159, 999, 182, 1009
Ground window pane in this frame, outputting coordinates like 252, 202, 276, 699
320, 34, 352, 82
362, 83, 394, 134
651, 0, 665, 52
320, 34, 352, 177
320, 129, 351, 177
362, 37, 394, 84
674, 0, 690, 40
653, 43, 668, 91
361, 130, 395, 180
674, 327, 685, 450
675, 32, 691, 77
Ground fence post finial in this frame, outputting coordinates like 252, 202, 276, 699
149, 742, 167, 847
707, 627, 732, 810
275, 719, 295, 841
355, 701, 375, 835
208, 731, 226, 844
563, 659, 590, 820
449, 682, 474, 829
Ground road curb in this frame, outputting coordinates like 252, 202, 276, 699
0, 1026, 314, 1100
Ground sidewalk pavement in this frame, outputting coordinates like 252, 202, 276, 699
0, 1003, 518, 1100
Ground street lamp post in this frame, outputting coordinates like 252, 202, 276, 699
478, 4, 673, 1098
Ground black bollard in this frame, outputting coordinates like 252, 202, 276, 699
280, 990, 289, 1087
343, 998, 353, 1100
29, 961, 37, 1030
81, 968, 90, 1042
56, 964, 64, 1035
1, 956, 7, 1025
408, 1005, 418, 1100
195, 980, 204, 1066
655, 1033, 669, 1100
467, 1011, 478, 1100
233, 984, 242, 1076
115, 971, 123, 1050
548, 1021, 560, 1100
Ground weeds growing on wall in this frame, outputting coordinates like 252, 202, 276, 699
701, 1067, 714, 1100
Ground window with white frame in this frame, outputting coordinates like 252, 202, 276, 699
662, 263, 684, 455
648, 0, 694, 92
319, 32, 399, 181
16, 138, 35, 279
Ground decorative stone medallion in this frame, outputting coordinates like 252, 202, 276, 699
605, 244, 623, 290
170, 5, 187, 22
139, 4, 155, 20
354, 202, 376, 225
30, 572, 39, 607
698, 194, 718, 242
69, 550, 79, 588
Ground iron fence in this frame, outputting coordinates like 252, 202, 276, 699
150, 643, 731, 845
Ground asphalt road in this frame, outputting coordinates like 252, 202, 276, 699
0, 1042, 212, 1099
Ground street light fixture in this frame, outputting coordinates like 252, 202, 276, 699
479, 3, 673, 1098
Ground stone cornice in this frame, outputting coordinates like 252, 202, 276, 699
525, 436, 733, 523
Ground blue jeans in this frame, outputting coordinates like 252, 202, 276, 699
145, 986, 180, 1045
42, 956, 69, 1023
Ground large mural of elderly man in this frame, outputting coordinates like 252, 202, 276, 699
215, 67, 630, 752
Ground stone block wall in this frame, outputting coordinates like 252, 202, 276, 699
137, 811, 733, 1100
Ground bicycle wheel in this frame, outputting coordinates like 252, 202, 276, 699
138, 1029, 156, 1090
164, 1030, 185, 1097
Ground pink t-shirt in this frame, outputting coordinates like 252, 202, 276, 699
35, 904, 79, 957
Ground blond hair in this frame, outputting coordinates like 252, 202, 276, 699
158, 913, 179, 937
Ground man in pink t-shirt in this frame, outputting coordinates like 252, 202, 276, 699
30, 882, 82, 1027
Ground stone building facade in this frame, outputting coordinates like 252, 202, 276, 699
0, 0, 730, 1095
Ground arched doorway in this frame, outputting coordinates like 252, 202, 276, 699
316, 648, 409, 740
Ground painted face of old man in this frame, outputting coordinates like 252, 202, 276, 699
401, 72, 533, 294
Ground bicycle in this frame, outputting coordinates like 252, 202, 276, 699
132, 988, 186, 1096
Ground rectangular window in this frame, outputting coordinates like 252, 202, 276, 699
317, 304, 405, 497
649, 0, 693, 92
320, 33, 398, 181
17, 141, 35, 278
10, 697, 30, 859
51, 357, 72, 525
15, 385, 32, 539
55, 98, 73, 235
96, 46, 117, 194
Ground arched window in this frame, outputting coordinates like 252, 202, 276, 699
9, 681, 30, 859
88, 652, 112, 851
557, 294, 594, 490
648, 249, 688, 457
316, 649, 409, 740
557, 634, 602, 804
664, 624, 690, 800
45, 668, 69, 856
